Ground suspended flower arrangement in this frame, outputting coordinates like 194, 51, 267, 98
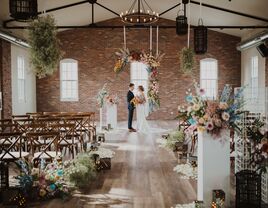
114, 48, 164, 113
29, 15, 62, 78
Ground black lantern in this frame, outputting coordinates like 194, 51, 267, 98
9, 0, 38, 21
235, 170, 261, 208
194, 19, 207, 54
176, 13, 188, 35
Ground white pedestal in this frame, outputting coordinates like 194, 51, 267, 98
197, 130, 230, 206
99, 108, 103, 131
106, 104, 117, 129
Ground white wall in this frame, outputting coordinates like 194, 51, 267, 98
11, 44, 36, 115
241, 47, 266, 113
241, 47, 266, 87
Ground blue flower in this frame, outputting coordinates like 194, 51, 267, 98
188, 118, 196, 125
186, 95, 193, 103
57, 170, 63, 176
49, 184, 56, 191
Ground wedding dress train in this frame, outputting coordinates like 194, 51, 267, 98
136, 93, 150, 133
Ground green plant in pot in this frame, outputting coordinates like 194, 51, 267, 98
165, 129, 185, 151
180, 47, 195, 74
29, 15, 62, 78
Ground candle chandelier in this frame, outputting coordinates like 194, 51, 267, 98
120, 0, 159, 25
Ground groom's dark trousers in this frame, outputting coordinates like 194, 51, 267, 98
127, 90, 135, 129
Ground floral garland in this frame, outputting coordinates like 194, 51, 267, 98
114, 48, 164, 113
178, 82, 245, 137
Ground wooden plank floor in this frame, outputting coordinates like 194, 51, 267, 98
35, 121, 197, 208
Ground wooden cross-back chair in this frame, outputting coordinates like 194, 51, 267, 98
0, 132, 29, 161
50, 123, 79, 158
0, 123, 20, 134
0, 132, 29, 189
62, 117, 85, 150
13, 118, 34, 133
26, 131, 60, 163
77, 112, 96, 142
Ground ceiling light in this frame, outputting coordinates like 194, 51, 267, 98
121, 0, 159, 25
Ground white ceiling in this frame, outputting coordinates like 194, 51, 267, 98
0, 0, 268, 38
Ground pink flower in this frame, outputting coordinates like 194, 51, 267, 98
206, 122, 214, 131
199, 88, 205, 95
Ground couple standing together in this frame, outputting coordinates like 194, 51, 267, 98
127, 83, 150, 133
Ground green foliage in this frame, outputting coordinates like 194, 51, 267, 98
165, 129, 185, 150
29, 15, 62, 78
64, 153, 96, 188
180, 47, 195, 74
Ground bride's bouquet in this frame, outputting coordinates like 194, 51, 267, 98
130, 97, 139, 107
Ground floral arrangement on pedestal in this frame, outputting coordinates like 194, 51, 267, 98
97, 83, 108, 108
106, 94, 120, 105
114, 48, 164, 113
244, 118, 268, 173
178, 82, 245, 137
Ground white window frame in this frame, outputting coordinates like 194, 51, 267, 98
60, 59, 79, 102
250, 56, 258, 99
17, 56, 25, 103
130, 62, 149, 116
200, 58, 218, 100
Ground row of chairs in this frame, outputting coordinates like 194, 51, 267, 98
0, 112, 97, 188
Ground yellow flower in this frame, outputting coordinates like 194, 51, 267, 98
219, 102, 228, 110
197, 126, 205, 132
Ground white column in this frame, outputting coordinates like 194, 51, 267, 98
99, 108, 103, 131
197, 130, 230, 206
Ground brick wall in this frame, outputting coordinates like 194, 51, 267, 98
0, 40, 12, 119
36, 18, 241, 120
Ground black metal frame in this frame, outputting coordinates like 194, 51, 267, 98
3, 0, 268, 29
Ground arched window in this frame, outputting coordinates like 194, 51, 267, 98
200, 58, 218, 100
17, 56, 25, 102
60, 59, 78, 102
250, 56, 258, 99
130, 62, 149, 116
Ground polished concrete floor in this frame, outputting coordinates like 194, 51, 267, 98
31, 121, 196, 208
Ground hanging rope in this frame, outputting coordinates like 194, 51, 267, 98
199, 0, 203, 24
43, 1, 47, 14
123, 26, 127, 49
187, 2, 191, 48
156, 26, 159, 56
150, 26, 152, 55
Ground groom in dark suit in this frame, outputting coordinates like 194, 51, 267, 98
127, 83, 136, 132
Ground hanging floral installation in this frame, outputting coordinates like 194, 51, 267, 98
114, 48, 164, 113
29, 15, 62, 78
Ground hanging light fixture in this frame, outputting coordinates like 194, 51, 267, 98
9, 0, 38, 21
120, 0, 159, 25
194, 0, 207, 54
176, 0, 188, 35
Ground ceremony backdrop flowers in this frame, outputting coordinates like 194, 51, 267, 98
114, 48, 164, 113
178, 82, 245, 137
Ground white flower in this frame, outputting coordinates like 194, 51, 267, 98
173, 163, 197, 180
192, 104, 200, 111
222, 112, 230, 121
187, 106, 192, 112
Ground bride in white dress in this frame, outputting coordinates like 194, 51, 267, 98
136, 85, 150, 133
